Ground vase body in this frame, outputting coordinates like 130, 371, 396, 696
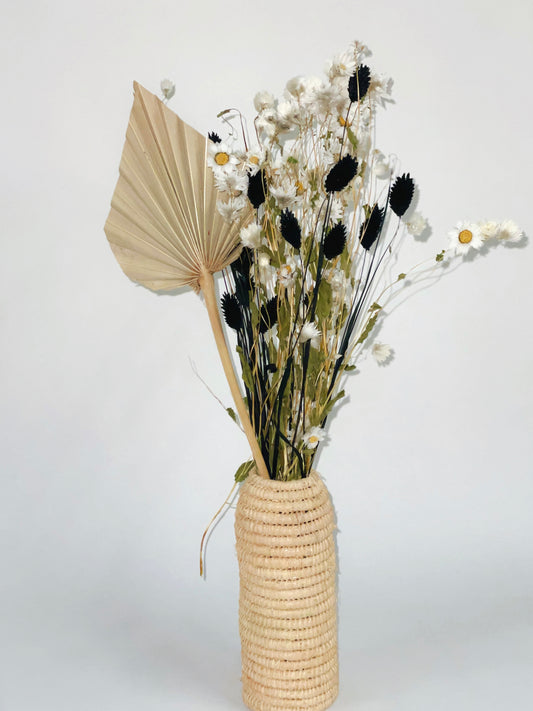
235, 470, 338, 711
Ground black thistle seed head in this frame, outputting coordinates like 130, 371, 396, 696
221, 292, 243, 331
323, 222, 347, 260
280, 209, 301, 249
389, 173, 415, 217
348, 65, 371, 103
247, 169, 267, 209
360, 205, 385, 250
325, 155, 358, 193
208, 131, 221, 143
259, 296, 278, 333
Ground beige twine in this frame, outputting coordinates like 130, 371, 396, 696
235, 470, 338, 711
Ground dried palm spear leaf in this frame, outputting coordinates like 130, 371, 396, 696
105, 82, 269, 478
105, 81, 247, 292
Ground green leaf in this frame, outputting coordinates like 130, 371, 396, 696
397, 273, 406, 281
234, 460, 255, 483
369, 302, 382, 312
436, 250, 446, 262
322, 389, 345, 419
356, 311, 379, 346
344, 364, 356, 371
287, 156, 298, 164
346, 126, 358, 151
316, 279, 333, 322
226, 407, 238, 424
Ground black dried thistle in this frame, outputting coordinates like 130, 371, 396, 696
280, 209, 301, 249
389, 173, 415, 217
259, 296, 279, 333
247, 169, 267, 209
325, 155, 358, 193
360, 205, 385, 250
221, 292, 243, 330
348, 65, 371, 103
208, 132, 221, 143
323, 222, 347, 260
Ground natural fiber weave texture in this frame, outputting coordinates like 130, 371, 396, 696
235, 471, 338, 711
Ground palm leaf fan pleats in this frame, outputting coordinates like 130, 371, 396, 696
104, 82, 248, 292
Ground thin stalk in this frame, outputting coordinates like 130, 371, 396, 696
200, 269, 270, 479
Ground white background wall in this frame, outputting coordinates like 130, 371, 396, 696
1, 1, 532, 709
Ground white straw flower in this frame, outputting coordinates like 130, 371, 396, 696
497, 219, 523, 243
240, 223, 261, 249
372, 342, 392, 364
372, 150, 391, 179
299, 322, 321, 348
405, 212, 427, 237
160, 78, 175, 101
253, 91, 275, 112
479, 220, 500, 240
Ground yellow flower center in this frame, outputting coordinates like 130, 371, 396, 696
215, 152, 230, 166
249, 155, 260, 165
309, 435, 318, 444
458, 229, 473, 244
295, 180, 305, 195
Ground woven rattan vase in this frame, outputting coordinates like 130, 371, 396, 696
235, 470, 338, 711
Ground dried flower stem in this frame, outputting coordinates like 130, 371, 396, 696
200, 268, 270, 479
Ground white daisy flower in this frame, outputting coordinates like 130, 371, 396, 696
372, 342, 393, 364
405, 212, 427, 237
240, 223, 261, 249
299, 322, 321, 348
207, 140, 238, 170
497, 219, 523, 243
448, 221, 484, 256
278, 256, 299, 286
160, 78, 175, 101
302, 426, 326, 449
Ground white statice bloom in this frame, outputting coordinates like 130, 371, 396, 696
299, 322, 321, 348
253, 91, 275, 112
278, 256, 299, 286
448, 221, 484, 256
497, 219, 523, 243
372, 150, 391, 179
207, 140, 238, 170
405, 212, 427, 237
479, 220, 500, 240
214, 168, 248, 194
372, 342, 393, 365
240, 223, 261, 249
216, 196, 247, 223
302, 426, 326, 449
160, 78, 175, 100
